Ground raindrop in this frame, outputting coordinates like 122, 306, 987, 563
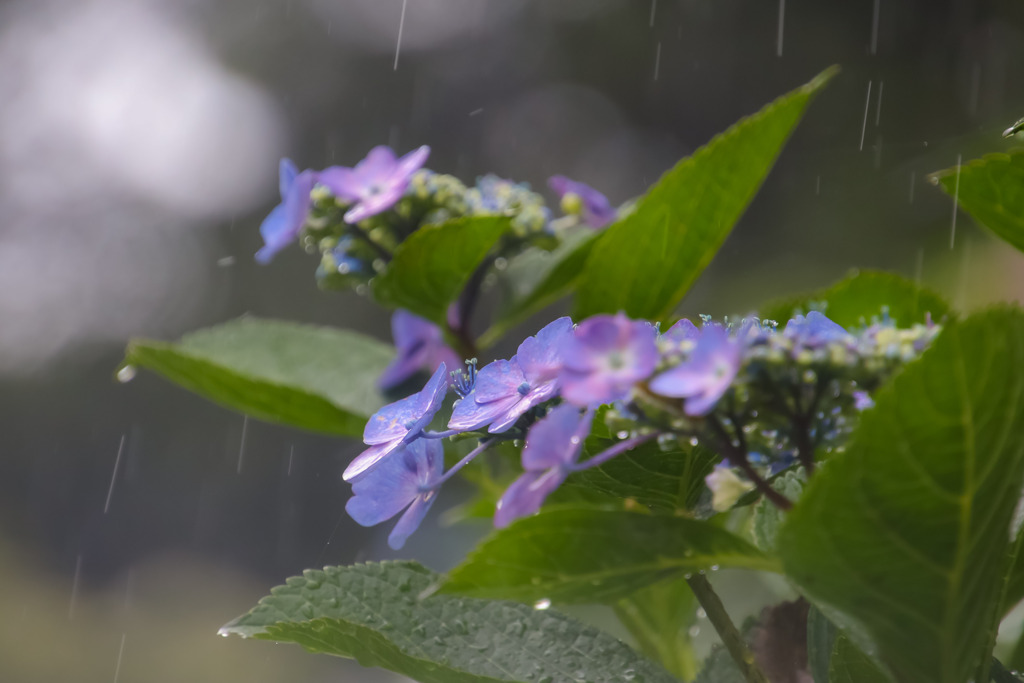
689, 437, 699, 446
711, 564, 720, 571
116, 365, 137, 383
688, 625, 700, 637
569, 436, 580, 445
494, 256, 508, 270
616, 430, 629, 439
696, 608, 707, 619
533, 598, 552, 610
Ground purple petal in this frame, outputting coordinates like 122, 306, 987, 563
254, 204, 291, 264
518, 317, 573, 384
387, 493, 436, 549
279, 158, 298, 200
319, 166, 361, 201
344, 440, 399, 482
548, 175, 615, 229
648, 367, 709, 398
521, 404, 591, 471
355, 146, 399, 182
486, 382, 560, 434
784, 311, 848, 347
663, 319, 700, 342
345, 444, 423, 526
560, 371, 628, 407
448, 393, 520, 432
473, 358, 527, 404
377, 353, 428, 391
344, 184, 406, 223
494, 468, 568, 528
395, 145, 430, 179
392, 309, 443, 351
283, 169, 316, 236
363, 363, 449, 444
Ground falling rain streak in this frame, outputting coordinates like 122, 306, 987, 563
649, 0, 657, 27
237, 416, 249, 474
653, 42, 661, 81
104, 434, 126, 514
113, 633, 126, 683
870, 0, 880, 55
394, 0, 408, 71
288, 444, 296, 476
859, 80, 872, 151
908, 171, 916, 203
776, 0, 785, 57
950, 154, 962, 249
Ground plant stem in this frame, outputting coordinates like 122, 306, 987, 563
708, 416, 793, 510
686, 573, 770, 683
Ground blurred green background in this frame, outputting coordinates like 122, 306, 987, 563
1, 0, 1024, 680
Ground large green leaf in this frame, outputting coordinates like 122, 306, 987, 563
760, 270, 951, 328
220, 561, 676, 683
442, 508, 778, 604
123, 317, 392, 436
573, 66, 837, 322
480, 229, 599, 349
614, 578, 699, 681
559, 442, 718, 513
777, 308, 1024, 683
828, 635, 893, 683
373, 216, 512, 325
931, 151, 1024, 253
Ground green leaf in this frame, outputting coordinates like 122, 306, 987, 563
373, 216, 512, 325
752, 470, 805, 553
1001, 524, 1024, 616
828, 635, 893, 683
220, 561, 677, 683
123, 317, 393, 437
614, 578, 699, 681
760, 269, 951, 328
695, 646, 746, 683
480, 229, 599, 349
442, 508, 778, 604
806, 606, 838, 683
560, 442, 718, 513
777, 308, 1024, 683
573, 66, 838, 322
931, 151, 1024, 254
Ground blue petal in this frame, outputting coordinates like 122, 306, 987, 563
473, 358, 526, 403
387, 493, 436, 549
279, 158, 298, 199
521, 404, 590, 471
255, 203, 289, 264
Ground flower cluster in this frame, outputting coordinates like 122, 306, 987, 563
343, 306, 942, 548
255, 145, 616, 294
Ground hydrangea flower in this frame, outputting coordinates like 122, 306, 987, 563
548, 175, 616, 229
784, 311, 848, 347
494, 405, 593, 528
559, 313, 658, 407
345, 438, 443, 549
255, 159, 318, 264
320, 145, 430, 223
378, 310, 461, 390
649, 325, 741, 416
448, 317, 573, 433
343, 363, 449, 482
